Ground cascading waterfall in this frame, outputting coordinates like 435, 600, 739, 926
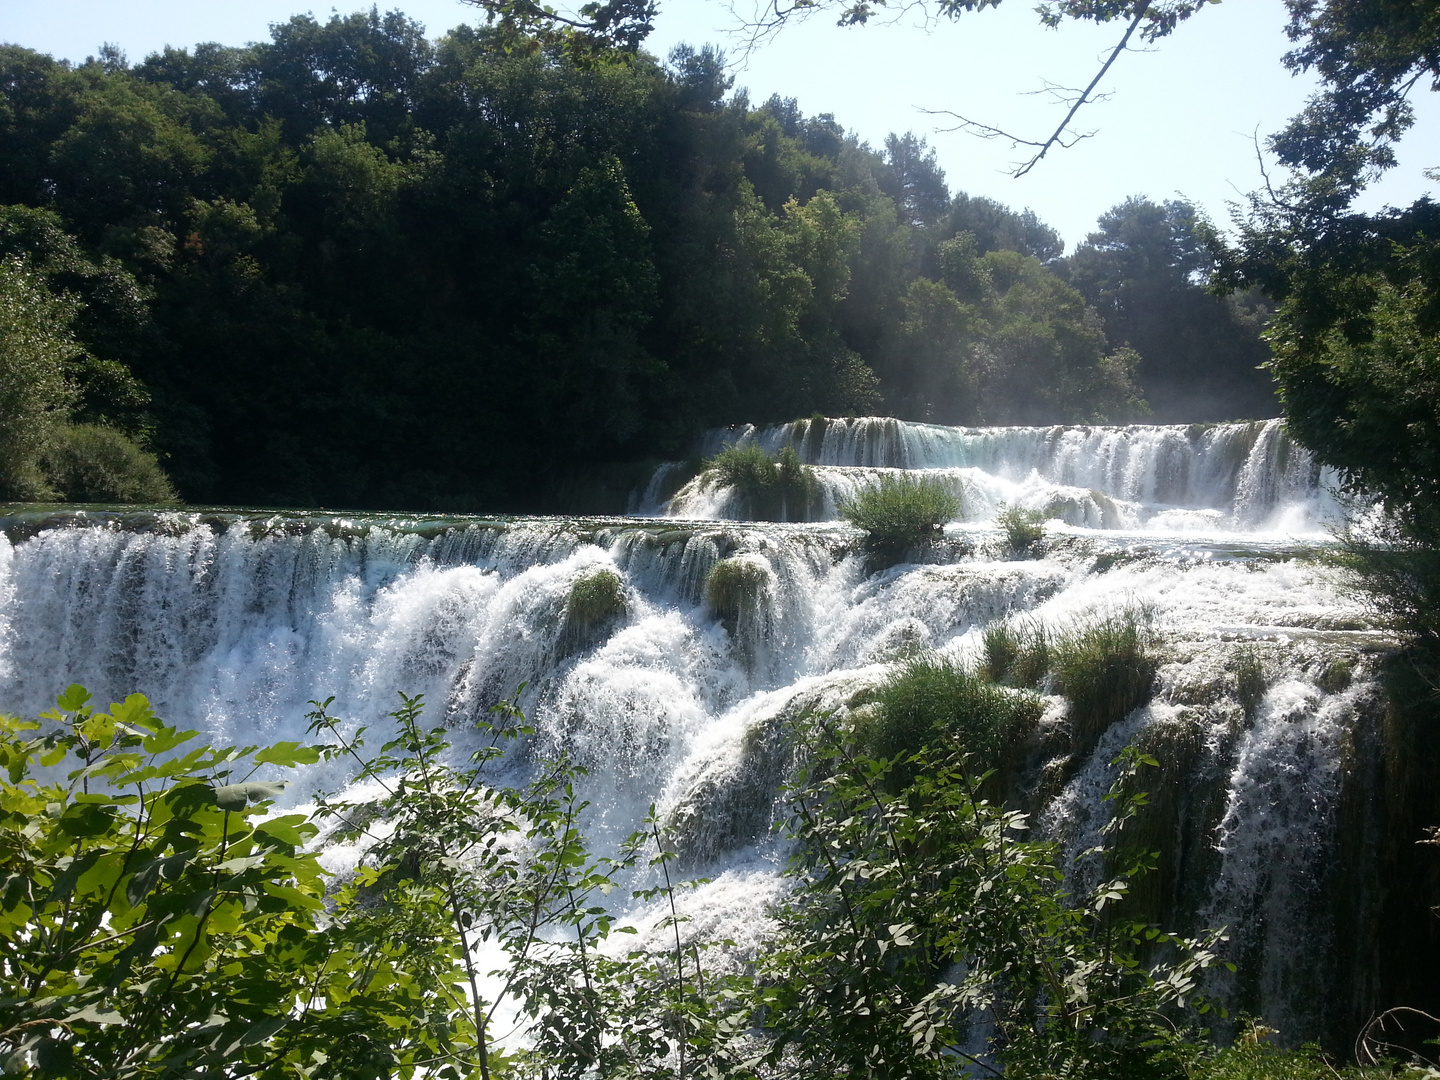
667, 416, 1340, 532
0, 417, 1407, 1045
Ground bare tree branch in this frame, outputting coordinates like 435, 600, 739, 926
921, 0, 1152, 177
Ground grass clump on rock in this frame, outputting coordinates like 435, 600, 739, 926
1230, 645, 1268, 718
703, 443, 821, 521
981, 618, 1051, 688
839, 473, 960, 566
561, 567, 625, 650
1052, 608, 1158, 758
705, 555, 771, 637
860, 652, 1043, 790
996, 503, 1046, 551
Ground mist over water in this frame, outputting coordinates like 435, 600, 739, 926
0, 417, 1386, 1041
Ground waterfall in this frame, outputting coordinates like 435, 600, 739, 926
666, 416, 1339, 532
0, 420, 1402, 1044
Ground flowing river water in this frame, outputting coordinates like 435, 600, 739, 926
1, 416, 1428, 1046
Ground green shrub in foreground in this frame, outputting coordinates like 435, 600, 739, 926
838, 472, 961, 565
0, 685, 752, 1080
40, 423, 177, 504
765, 722, 1233, 1080
1189, 1029, 1412, 1080
0, 687, 482, 1079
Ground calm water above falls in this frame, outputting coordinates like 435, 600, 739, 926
0, 418, 1394, 1042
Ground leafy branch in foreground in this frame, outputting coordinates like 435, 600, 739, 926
305, 693, 754, 1080
756, 715, 1231, 1079
0, 685, 749, 1080
0, 685, 471, 1079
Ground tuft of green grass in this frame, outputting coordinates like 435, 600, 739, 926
705, 556, 771, 635
1052, 608, 1157, 758
1317, 655, 1354, 693
861, 652, 1044, 790
561, 567, 625, 651
41, 423, 178, 504
996, 503, 1046, 550
566, 568, 625, 628
702, 442, 821, 521
981, 618, 1051, 688
1230, 645, 1267, 718
839, 473, 960, 566
706, 443, 775, 499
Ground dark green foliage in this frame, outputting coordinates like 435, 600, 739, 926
839, 472, 961, 565
0, 205, 158, 436
1052, 609, 1158, 758
862, 652, 1043, 788
40, 423, 177, 503
1199, 1, 1440, 682
997, 502, 1046, 549
0, 23, 1187, 511
1271, 0, 1440, 215
1062, 197, 1278, 423
0, 257, 77, 500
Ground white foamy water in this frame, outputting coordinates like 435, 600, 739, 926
0, 418, 1382, 1043
664, 416, 1341, 533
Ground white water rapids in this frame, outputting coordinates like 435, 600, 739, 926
0, 417, 1392, 1043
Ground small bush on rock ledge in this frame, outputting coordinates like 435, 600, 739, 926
839, 473, 960, 566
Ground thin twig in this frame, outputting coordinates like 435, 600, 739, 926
923, 0, 1153, 177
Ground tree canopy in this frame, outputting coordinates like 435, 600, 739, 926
0, 15, 1236, 511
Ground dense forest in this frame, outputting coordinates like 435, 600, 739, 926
0, 11, 1277, 511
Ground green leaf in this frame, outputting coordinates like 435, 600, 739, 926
80, 711, 116, 747
213, 781, 287, 811
56, 800, 116, 839
57, 684, 92, 713
142, 725, 201, 755
254, 741, 322, 768
110, 693, 159, 732
65, 1004, 126, 1025
219, 1014, 290, 1056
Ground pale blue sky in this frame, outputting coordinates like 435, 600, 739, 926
3, 0, 1435, 249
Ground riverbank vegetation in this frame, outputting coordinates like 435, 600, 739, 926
0, 13, 1279, 509
6, 683, 1434, 1079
